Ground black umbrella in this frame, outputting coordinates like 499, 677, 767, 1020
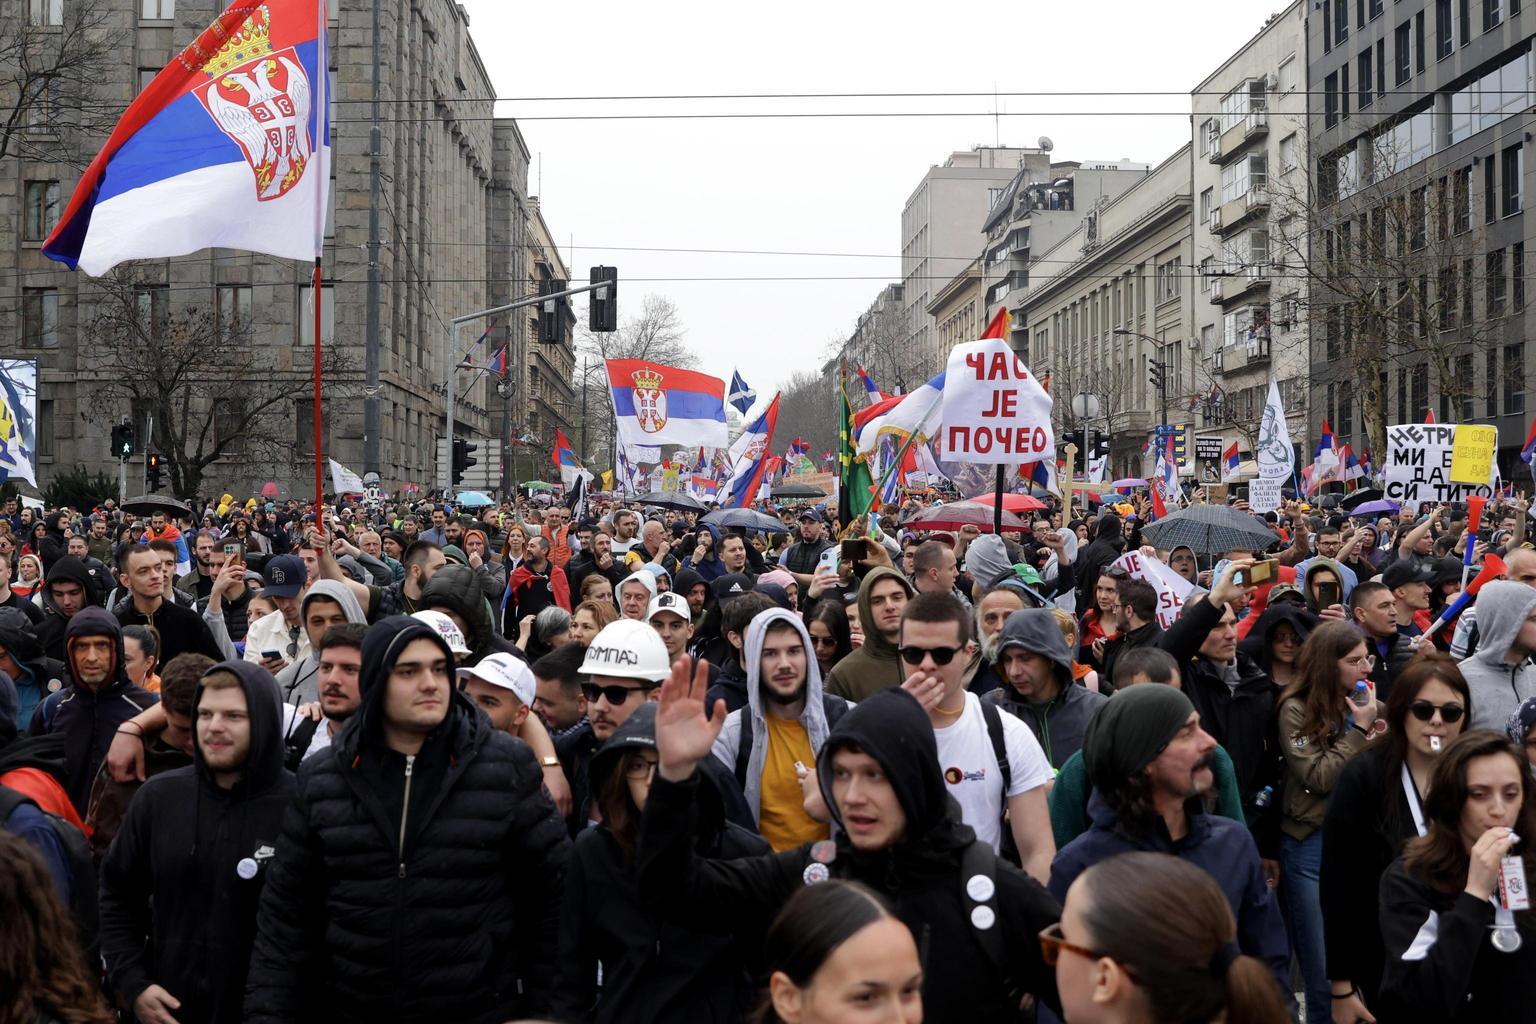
633, 490, 708, 513
121, 494, 193, 518
1140, 503, 1278, 555
771, 482, 827, 499
702, 508, 791, 534
1338, 487, 1385, 512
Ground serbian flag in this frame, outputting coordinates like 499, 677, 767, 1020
722, 393, 781, 508
44, 1, 331, 275
1521, 418, 1536, 464
1359, 448, 1374, 478
855, 366, 885, 402
1314, 419, 1338, 465
606, 359, 728, 449
488, 344, 508, 377
552, 429, 590, 489
1222, 442, 1240, 482
1342, 445, 1365, 482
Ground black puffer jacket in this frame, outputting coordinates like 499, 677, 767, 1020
420, 563, 522, 666
244, 616, 569, 1024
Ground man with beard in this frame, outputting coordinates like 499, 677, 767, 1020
99, 660, 294, 1024
1099, 577, 1163, 686
1048, 684, 1291, 1000
280, 623, 367, 768
983, 608, 1107, 770
963, 583, 1025, 695
176, 530, 220, 600
506, 536, 570, 633
709, 607, 849, 851
609, 509, 642, 555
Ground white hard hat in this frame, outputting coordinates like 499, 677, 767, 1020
411, 610, 471, 656
457, 652, 536, 707
579, 618, 671, 682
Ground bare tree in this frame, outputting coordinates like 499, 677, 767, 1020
87, 276, 354, 499
0, 0, 123, 166
773, 367, 839, 463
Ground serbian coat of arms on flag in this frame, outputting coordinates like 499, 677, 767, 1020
632, 368, 669, 434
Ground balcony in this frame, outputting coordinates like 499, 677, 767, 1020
1211, 263, 1273, 306
1215, 186, 1269, 235
1213, 333, 1272, 376
1208, 110, 1269, 165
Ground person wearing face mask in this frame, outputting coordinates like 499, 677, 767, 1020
756, 880, 925, 1024
551, 703, 770, 1022
1046, 852, 1290, 1024
1377, 731, 1536, 1021
1321, 655, 1472, 1022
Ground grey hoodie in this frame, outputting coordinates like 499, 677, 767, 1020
273, 581, 368, 706
1461, 580, 1536, 730
710, 606, 835, 824
983, 607, 1107, 768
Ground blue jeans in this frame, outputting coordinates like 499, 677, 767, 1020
1281, 829, 1328, 1024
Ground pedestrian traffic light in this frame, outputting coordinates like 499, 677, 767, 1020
111, 422, 136, 459
146, 452, 164, 491
538, 278, 566, 343
589, 266, 618, 333
452, 437, 478, 485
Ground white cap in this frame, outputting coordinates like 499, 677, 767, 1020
456, 652, 536, 707
411, 610, 471, 656
647, 591, 691, 622
580, 618, 671, 682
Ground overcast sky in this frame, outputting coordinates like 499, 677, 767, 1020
462, 0, 1292, 398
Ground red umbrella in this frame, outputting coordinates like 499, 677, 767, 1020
964, 492, 1047, 513
904, 501, 1029, 534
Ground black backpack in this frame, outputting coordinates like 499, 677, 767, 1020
978, 700, 1018, 862
0, 785, 99, 960
734, 694, 851, 788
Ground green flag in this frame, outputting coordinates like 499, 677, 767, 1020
839, 384, 873, 525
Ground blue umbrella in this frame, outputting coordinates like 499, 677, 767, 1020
454, 490, 495, 508
1348, 498, 1400, 517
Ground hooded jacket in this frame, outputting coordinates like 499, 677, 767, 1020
38, 511, 68, 574
711, 608, 841, 825
421, 563, 521, 666
638, 688, 1062, 1024
0, 607, 66, 731
99, 661, 294, 1023
823, 567, 914, 702
680, 521, 730, 581
244, 616, 569, 1024
1236, 603, 1319, 679
1295, 555, 1356, 611
33, 555, 100, 664
982, 609, 1107, 768
272, 580, 369, 706
27, 607, 157, 814
1461, 580, 1536, 730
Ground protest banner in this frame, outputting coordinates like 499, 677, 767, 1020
1249, 476, 1284, 514
939, 339, 1054, 464
1196, 435, 1225, 484
1110, 549, 1195, 630
1449, 424, 1499, 484
1383, 423, 1497, 505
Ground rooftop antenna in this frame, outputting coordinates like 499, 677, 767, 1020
993, 81, 1000, 148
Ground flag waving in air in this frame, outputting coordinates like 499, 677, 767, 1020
552, 429, 590, 489
1221, 442, 1241, 482
607, 359, 728, 449
855, 366, 885, 402
728, 369, 757, 416
1314, 418, 1338, 466
722, 394, 781, 508
44, 1, 331, 275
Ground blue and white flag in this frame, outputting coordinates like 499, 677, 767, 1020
722, 394, 780, 508
727, 369, 757, 416
0, 360, 38, 489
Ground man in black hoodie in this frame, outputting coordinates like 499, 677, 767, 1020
27, 607, 157, 815
244, 616, 569, 1024
33, 555, 99, 664
99, 660, 293, 1024
640, 663, 1063, 1024
37, 511, 69, 574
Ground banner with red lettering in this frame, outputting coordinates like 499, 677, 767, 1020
1109, 549, 1195, 630
939, 339, 1054, 464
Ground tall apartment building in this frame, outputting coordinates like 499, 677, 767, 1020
6, 0, 555, 495
1308, 0, 1535, 471
518, 198, 575, 451
1192, 1, 1311, 461
1016, 146, 1195, 478
840, 283, 906, 393
901, 146, 1039, 382
928, 258, 983, 356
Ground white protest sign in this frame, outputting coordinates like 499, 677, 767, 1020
1383, 423, 1496, 506
329, 458, 365, 495
1249, 476, 1285, 514
1110, 550, 1195, 630
939, 339, 1054, 464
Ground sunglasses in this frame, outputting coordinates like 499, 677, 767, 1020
898, 645, 960, 666
1038, 922, 1135, 979
1408, 701, 1465, 723
581, 682, 654, 705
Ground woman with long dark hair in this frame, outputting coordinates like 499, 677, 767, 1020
1276, 619, 1382, 1024
756, 880, 923, 1024
555, 703, 769, 1022
0, 832, 114, 1024
1048, 851, 1289, 1024
1321, 653, 1471, 1021
803, 599, 852, 679
1378, 731, 1536, 1020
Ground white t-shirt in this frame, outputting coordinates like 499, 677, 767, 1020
932, 691, 1052, 852
280, 704, 337, 763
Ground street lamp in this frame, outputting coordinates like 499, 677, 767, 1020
1070, 391, 1101, 481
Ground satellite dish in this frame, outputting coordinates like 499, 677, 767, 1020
1038, 136, 1054, 152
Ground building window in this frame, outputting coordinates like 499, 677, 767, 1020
1221, 153, 1268, 205
1486, 0, 1503, 30
1489, 248, 1508, 315
1486, 156, 1497, 223
1342, 64, 1351, 119
1461, 0, 1473, 46
1325, 72, 1339, 128
1199, 256, 1215, 292
1278, 55, 1297, 93
1506, 343, 1526, 414
29, 0, 61, 25
135, 286, 168, 338
295, 400, 329, 455
1440, 264, 1459, 329
1359, 49, 1374, 108
1488, 349, 1501, 416
1280, 133, 1298, 172
1337, 0, 1350, 43
298, 284, 334, 346
23, 180, 59, 241
1437, 0, 1454, 58
22, 288, 58, 348
1200, 187, 1214, 225
1454, 167, 1472, 233
1369, 0, 1383, 19
1156, 258, 1181, 303
217, 284, 251, 333
1199, 119, 1213, 156
1395, 22, 1413, 84
214, 399, 247, 452
1503, 143, 1524, 217
1324, 0, 1333, 52
1516, 242, 1526, 309
34, 400, 53, 460
1449, 50, 1533, 146
140, 0, 174, 19
1412, 364, 1430, 419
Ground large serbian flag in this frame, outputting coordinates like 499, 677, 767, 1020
722, 393, 781, 508
606, 359, 728, 449
44, 0, 331, 275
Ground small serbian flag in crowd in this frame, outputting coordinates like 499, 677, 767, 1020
1521, 418, 1536, 464
856, 366, 884, 401
44, 0, 331, 275
1314, 418, 1337, 465
489, 344, 507, 377
1222, 442, 1241, 482
607, 359, 728, 450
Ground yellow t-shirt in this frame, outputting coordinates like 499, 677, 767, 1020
758, 713, 830, 852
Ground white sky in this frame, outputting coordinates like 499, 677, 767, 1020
463, 0, 1292, 397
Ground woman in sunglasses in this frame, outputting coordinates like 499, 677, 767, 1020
1275, 620, 1383, 1024
1045, 851, 1289, 1024
1321, 653, 1471, 1022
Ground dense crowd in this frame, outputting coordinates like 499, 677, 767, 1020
0, 485, 1533, 1023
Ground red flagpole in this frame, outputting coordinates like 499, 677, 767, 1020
311, 0, 329, 509
312, 257, 324, 507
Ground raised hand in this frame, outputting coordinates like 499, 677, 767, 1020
656, 655, 726, 782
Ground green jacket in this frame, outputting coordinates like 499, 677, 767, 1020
1048, 744, 1247, 849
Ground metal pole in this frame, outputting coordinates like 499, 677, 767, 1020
312, 258, 325, 506
580, 359, 588, 459
118, 456, 127, 506
443, 321, 458, 494
362, 0, 382, 477
143, 413, 152, 493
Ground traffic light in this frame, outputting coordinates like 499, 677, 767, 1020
452, 437, 478, 485
538, 278, 567, 343
110, 422, 136, 459
588, 266, 618, 332
146, 452, 164, 491
1149, 359, 1167, 393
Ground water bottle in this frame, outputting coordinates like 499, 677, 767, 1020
1253, 785, 1274, 810
1348, 680, 1372, 707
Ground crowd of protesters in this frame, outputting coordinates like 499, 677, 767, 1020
0, 482, 1533, 1023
